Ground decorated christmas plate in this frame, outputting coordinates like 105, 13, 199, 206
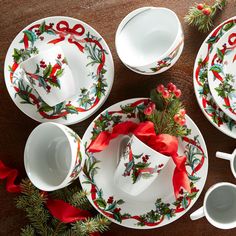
193, 17, 236, 138
79, 98, 208, 229
4, 16, 114, 125
208, 28, 236, 121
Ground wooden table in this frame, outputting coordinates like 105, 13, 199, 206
0, 0, 236, 235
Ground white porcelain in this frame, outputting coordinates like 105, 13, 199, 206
190, 182, 236, 229
114, 134, 170, 196
216, 149, 236, 178
115, 7, 184, 75
4, 16, 114, 125
79, 98, 208, 229
24, 122, 85, 191
20, 45, 76, 107
208, 28, 236, 121
193, 17, 236, 139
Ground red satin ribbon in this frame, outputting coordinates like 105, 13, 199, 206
0, 160, 99, 235
88, 121, 191, 197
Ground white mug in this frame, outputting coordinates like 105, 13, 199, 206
190, 182, 236, 229
216, 149, 236, 178
24, 122, 85, 191
19, 45, 76, 107
114, 135, 170, 196
115, 7, 184, 75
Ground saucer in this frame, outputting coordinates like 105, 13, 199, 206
193, 17, 236, 139
79, 98, 208, 229
208, 28, 236, 121
4, 16, 114, 125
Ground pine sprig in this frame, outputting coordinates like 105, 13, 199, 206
15, 179, 111, 236
185, 0, 227, 32
72, 215, 111, 236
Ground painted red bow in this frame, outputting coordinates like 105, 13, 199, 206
49, 20, 85, 52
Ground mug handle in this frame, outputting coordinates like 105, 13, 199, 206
116, 135, 131, 166
216, 151, 232, 161
190, 206, 205, 220
18, 66, 33, 87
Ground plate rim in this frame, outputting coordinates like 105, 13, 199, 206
4, 15, 114, 125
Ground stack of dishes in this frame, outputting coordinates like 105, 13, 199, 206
193, 17, 236, 139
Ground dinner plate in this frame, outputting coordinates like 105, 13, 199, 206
4, 16, 114, 125
193, 17, 236, 139
208, 28, 236, 120
79, 98, 208, 229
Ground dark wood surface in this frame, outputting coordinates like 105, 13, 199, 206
0, 0, 236, 235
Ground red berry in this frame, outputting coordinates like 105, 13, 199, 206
107, 196, 114, 204
174, 89, 182, 98
174, 114, 181, 123
144, 106, 153, 116
179, 188, 184, 195
179, 109, 186, 116
197, 3, 204, 10
57, 54, 62, 59
202, 8, 211, 16
156, 84, 165, 93
162, 90, 170, 99
178, 118, 186, 126
167, 82, 176, 92
150, 102, 156, 110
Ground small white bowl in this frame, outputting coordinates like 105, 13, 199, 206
115, 7, 184, 75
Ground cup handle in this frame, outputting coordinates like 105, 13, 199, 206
216, 151, 232, 161
18, 67, 33, 87
116, 135, 130, 166
190, 206, 205, 220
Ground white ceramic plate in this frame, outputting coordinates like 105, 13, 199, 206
80, 98, 208, 229
193, 17, 236, 138
4, 16, 114, 125
208, 28, 236, 120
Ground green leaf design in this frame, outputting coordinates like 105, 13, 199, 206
188, 175, 201, 181
223, 22, 235, 31
13, 48, 21, 62
181, 196, 188, 209
65, 105, 78, 114
116, 199, 125, 205
38, 21, 46, 34
38, 104, 54, 112
96, 198, 107, 208
34, 64, 40, 74
46, 29, 56, 35
23, 30, 36, 44
206, 36, 217, 44
105, 202, 116, 211
43, 64, 52, 78
216, 48, 224, 61
55, 68, 64, 77
210, 64, 223, 73
113, 212, 122, 223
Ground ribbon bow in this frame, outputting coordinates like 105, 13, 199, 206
88, 121, 191, 198
49, 20, 85, 52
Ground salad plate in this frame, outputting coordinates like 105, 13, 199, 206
193, 17, 236, 138
79, 98, 208, 229
208, 28, 236, 120
4, 16, 114, 125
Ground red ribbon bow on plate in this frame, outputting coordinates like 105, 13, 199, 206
49, 20, 85, 52
88, 121, 191, 198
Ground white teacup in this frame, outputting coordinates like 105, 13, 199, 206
114, 135, 170, 196
115, 7, 184, 75
19, 45, 76, 107
190, 182, 236, 229
24, 122, 85, 191
216, 149, 236, 178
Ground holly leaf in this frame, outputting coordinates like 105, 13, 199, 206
23, 30, 36, 44
34, 64, 40, 74
12, 48, 21, 62
55, 68, 64, 78
210, 64, 223, 73
188, 175, 201, 181
223, 22, 235, 31
54, 102, 65, 114
188, 191, 198, 200
105, 202, 117, 211
39, 21, 46, 34
46, 29, 56, 35
65, 105, 78, 114
113, 212, 122, 223
38, 104, 54, 112
216, 48, 224, 61
150, 67, 157, 72
43, 64, 52, 78
117, 199, 125, 205
206, 36, 218, 44
48, 78, 61, 88
96, 198, 107, 209
181, 196, 188, 209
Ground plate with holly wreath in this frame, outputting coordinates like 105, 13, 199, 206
193, 17, 236, 138
4, 16, 114, 125
79, 98, 208, 229
208, 28, 236, 121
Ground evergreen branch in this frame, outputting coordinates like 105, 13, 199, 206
21, 225, 35, 236
184, 0, 227, 32
72, 215, 111, 236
